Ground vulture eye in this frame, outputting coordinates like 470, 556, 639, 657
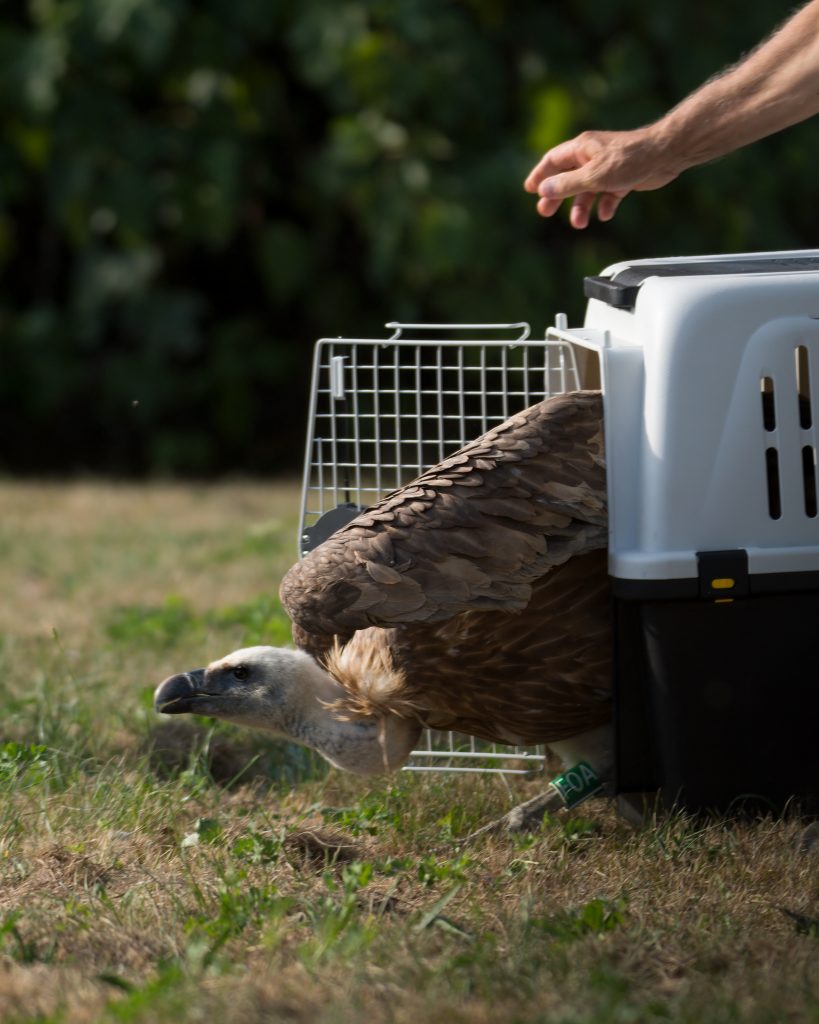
232, 665, 249, 681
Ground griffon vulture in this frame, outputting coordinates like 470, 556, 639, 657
155, 390, 613, 831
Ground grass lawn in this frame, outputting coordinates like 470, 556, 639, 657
0, 480, 816, 1023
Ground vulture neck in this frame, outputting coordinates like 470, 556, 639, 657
281, 649, 420, 776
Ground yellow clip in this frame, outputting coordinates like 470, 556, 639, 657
711, 578, 735, 590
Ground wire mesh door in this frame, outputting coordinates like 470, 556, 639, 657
298, 322, 580, 773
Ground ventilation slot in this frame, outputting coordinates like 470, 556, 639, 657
760, 376, 776, 431
796, 346, 813, 429
765, 447, 782, 520
802, 446, 817, 518
794, 347, 817, 518
761, 378, 781, 519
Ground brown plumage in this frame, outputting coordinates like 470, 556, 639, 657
279, 389, 611, 747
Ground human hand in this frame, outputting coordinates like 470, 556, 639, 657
523, 128, 679, 228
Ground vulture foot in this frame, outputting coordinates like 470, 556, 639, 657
457, 787, 568, 845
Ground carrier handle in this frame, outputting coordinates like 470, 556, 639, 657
385, 321, 531, 341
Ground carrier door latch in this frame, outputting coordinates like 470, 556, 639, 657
696, 549, 750, 600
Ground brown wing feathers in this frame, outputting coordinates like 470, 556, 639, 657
280, 391, 606, 640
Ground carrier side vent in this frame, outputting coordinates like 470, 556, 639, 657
765, 447, 782, 520
760, 376, 781, 519
760, 376, 776, 431
802, 446, 818, 518
796, 345, 812, 429
760, 357, 818, 521
795, 346, 817, 518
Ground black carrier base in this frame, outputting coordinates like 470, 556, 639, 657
614, 588, 819, 815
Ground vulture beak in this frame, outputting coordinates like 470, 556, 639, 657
154, 669, 208, 714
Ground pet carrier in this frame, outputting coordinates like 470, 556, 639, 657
298, 322, 579, 773
297, 250, 819, 811
547, 248, 819, 813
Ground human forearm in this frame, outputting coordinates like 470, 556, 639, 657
525, 0, 819, 227
654, 0, 819, 172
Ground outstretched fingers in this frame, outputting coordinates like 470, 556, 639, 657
595, 191, 625, 222
525, 142, 613, 226
523, 137, 593, 194
536, 178, 628, 227
568, 191, 596, 229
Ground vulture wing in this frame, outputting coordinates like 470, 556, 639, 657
281, 390, 606, 653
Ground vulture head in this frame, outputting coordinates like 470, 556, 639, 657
155, 646, 314, 727
154, 644, 422, 776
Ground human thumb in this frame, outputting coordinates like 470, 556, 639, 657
537, 168, 595, 201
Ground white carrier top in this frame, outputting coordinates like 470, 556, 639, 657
547, 249, 819, 589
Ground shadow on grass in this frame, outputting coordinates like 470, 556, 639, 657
144, 719, 329, 789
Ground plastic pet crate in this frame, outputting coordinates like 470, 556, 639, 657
298, 322, 579, 773
548, 248, 819, 813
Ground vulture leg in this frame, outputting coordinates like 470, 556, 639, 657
457, 787, 570, 845
457, 725, 613, 844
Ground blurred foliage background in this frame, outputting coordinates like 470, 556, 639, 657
1, 0, 817, 475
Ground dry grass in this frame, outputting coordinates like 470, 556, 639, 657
0, 480, 298, 637
0, 480, 816, 1024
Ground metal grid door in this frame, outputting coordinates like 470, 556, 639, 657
298, 322, 580, 774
